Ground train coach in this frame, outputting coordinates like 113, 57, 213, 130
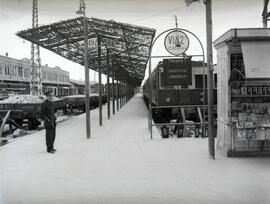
143, 58, 217, 136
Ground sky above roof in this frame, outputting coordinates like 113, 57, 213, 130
0, 0, 265, 82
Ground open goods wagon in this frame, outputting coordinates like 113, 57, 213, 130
62, 94, 100, 113
0, 95, 65, 131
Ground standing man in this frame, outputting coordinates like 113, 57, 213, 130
41, 90, 57, 154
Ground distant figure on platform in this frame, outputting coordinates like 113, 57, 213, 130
41, 90, 57, 154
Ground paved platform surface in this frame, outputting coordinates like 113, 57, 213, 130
1, 94, 270, 204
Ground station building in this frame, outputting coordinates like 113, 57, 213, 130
0, 53, 70, 96
70, 79, 105, 95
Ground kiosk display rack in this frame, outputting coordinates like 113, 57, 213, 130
213, 28, 270, 157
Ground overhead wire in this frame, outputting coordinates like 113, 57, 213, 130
127, 7, 183, 24
127, 3, 199, 32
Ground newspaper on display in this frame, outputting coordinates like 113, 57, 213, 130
234, 113, 270, 140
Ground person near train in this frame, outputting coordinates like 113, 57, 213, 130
41, 90, 57, 154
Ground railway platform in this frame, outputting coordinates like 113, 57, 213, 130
1, 94, 270, 204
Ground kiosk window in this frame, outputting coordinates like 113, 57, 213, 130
241, 41, 270, 78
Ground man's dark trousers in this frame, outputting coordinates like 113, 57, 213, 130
46, 127, 55, 151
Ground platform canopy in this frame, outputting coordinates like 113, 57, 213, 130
17, 17, 156, 86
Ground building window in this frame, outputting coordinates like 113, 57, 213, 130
54, 74, 58, 81
18, 66, 23, 77
24, 68, 29, 78
42, 71, 47, 80
5, 65, 10, 75
0, 64, 3, 75
12, 66, 17, 76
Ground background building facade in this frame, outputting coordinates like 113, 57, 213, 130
0, 54, 70, 96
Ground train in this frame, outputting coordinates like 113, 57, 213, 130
62, 94, 106, 113
0, 93, 108, 134
143, 58, 217, 137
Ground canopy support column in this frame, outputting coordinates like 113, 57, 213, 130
124, 83, 126, 105
106, 49, 110, 119
83, 12, 91, 139
98, 35, 102, 126
112, 65, 115, 115
205, 0, 215, 159
116, 80, 119, 111
120, 82, 123, 108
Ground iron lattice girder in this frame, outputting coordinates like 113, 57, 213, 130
86, 52, 146, 78
262, 0, 270, 19
17, 17, 156, 86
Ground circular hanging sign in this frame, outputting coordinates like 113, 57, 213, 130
164, 30, 189, 56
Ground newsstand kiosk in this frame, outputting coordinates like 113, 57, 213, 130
213, 28, 270, 157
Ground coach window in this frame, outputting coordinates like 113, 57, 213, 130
195, 75, 206, 88
214, 73, 217, 88
195, 74, 217, 89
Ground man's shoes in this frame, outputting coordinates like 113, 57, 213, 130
47, 150, 55, 154
47, 149, 56, 153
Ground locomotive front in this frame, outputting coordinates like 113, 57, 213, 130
143, 58, 217, 127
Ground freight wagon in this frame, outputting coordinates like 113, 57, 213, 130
0, 95, 65, 131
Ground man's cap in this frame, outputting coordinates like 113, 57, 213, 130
44, 90, 53, 96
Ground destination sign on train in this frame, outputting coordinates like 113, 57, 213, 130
162, 58, 192, 88
164, 30, 189, 56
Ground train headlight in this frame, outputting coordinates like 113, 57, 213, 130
165, 97, 171, 103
